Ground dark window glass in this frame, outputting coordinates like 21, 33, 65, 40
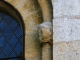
0, 13, 23, 60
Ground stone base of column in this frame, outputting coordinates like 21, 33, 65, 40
42, 43, 53, 60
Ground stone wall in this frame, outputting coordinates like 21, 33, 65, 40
52, 0, 80, 60
5, 0, 80, 60
5, 0, 43, 60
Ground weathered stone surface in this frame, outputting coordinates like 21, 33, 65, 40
5, 0, 53, 60
26, 55, 41, 60
5, 0, 43, 60
24, 11, 43, 31
53, 18, 80, 42
52, 0, 80, 60
38, 0, 53, 22
42, 44, 52, 60
38, 22, 52, 44
25, 32, 41, 57
38, 22, 53, 60
52, 0, 80, 18
53, 41, 80, 60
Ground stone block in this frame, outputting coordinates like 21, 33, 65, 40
53, 18, 80, 42
52, 0, 80, 18
53, 41, 80, 60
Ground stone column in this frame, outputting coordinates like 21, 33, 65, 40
38, 0, 53, 22
38, 22, 52, 60
38, 0, 53, 60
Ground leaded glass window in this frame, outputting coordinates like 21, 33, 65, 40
0, 12, 24, 60
0, 1, 25, 60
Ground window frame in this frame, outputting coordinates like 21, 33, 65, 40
0, 0, 25, 60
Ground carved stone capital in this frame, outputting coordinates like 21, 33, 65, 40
38, 22, 52, 45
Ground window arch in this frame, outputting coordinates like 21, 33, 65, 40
0, 0, 25, 60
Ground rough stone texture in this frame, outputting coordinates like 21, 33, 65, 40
38, 22, 52, 44
52, 0, 80, 60
53, 41, 80, 60
38, 22, 53, 60
26, 56, 41, 60
38, 0, 53, 22
4, 0, 53, 60
52, 0, 80, 18
42, 44, 52, 60
5, 0, 43, 60
53, 18, 80, 42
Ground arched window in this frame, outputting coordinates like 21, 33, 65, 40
0, 1, 25, 60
